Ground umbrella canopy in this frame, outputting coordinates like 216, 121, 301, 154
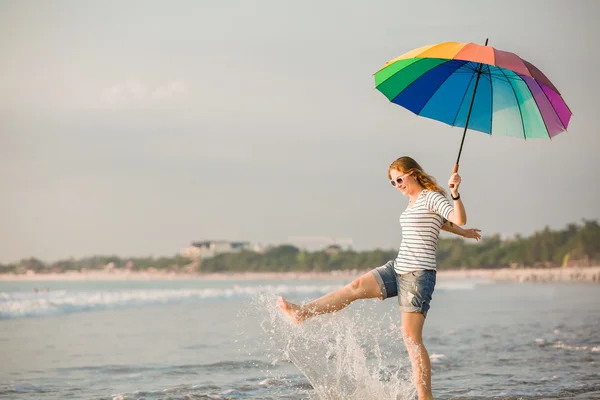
374, 41, 572, 140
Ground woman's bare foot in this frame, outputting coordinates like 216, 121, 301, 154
277, 296, 305, 324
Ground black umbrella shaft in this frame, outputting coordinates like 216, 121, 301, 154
455, 38, 489, 167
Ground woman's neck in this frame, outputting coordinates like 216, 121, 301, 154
408, 187, 424, 205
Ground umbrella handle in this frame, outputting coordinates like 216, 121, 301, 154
449, 164, 459, 189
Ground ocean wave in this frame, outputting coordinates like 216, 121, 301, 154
0, 284, 340, 319
56, 360, 272, 375
535, 338, 600, 352
551, 341, 600, 352
0, 279, 479, 319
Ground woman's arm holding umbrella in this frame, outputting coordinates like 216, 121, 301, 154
446, 173, 467, 226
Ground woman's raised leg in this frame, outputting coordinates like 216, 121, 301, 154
277, 272, 382, 324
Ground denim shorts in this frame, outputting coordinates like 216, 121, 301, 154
371, 260, 436, 317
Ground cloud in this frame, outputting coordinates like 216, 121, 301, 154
100, 79, 189, 108
150, 80, 188, 101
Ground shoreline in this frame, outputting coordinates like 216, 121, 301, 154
0, 266, 599, 283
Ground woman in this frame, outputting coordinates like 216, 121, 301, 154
277, 156, 480, 400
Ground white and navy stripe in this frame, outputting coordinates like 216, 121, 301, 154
394, 190, 453, 274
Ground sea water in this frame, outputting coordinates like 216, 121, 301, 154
1, 278, 599, 399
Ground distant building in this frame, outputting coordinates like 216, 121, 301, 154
180, 240, 252, 260
252, 243, 273, 254
324, 244, 342, 255
287, 236, 353, 252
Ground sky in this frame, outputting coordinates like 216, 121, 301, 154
1, 0, 599, 263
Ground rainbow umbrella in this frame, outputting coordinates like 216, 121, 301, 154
374, 40, 572, 175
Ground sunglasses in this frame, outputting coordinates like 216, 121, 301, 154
390, 173, 411, 187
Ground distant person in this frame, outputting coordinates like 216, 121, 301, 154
278, 156, 480, 400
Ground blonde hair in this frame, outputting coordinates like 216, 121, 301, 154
388, 156, 447, 197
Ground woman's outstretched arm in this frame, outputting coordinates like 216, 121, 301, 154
441, 219, 481, 240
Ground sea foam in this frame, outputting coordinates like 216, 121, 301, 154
0, 284, 339, 319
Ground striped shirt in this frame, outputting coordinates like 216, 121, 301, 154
394, 189, 454, 274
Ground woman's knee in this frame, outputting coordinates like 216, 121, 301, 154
401, 323, 423, 346
345, 279, 362, 301
346, 274, 380, 300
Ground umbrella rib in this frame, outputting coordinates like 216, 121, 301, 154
462, 63, 478, 73
416, 61, 467, 115
522, 77, 552, 139
498, 68, 526, 140
520, 60, 573, 119
488, 69, 521, 84
531, 78, 567, 134
451, 66, 477, 127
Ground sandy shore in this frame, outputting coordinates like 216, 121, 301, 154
437, 266, 600, 283
1, 267, 599, 283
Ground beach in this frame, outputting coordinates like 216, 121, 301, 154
1, 266, 599, 282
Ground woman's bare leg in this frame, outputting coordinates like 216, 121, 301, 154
277, 272, 382, 324
402, 312, 434, 400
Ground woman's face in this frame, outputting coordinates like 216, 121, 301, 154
389, 169, 415, 195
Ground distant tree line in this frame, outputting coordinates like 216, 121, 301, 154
0, 255, 192, 275
1, 220, 598, 274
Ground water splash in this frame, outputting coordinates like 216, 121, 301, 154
254, 293, 417, 400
